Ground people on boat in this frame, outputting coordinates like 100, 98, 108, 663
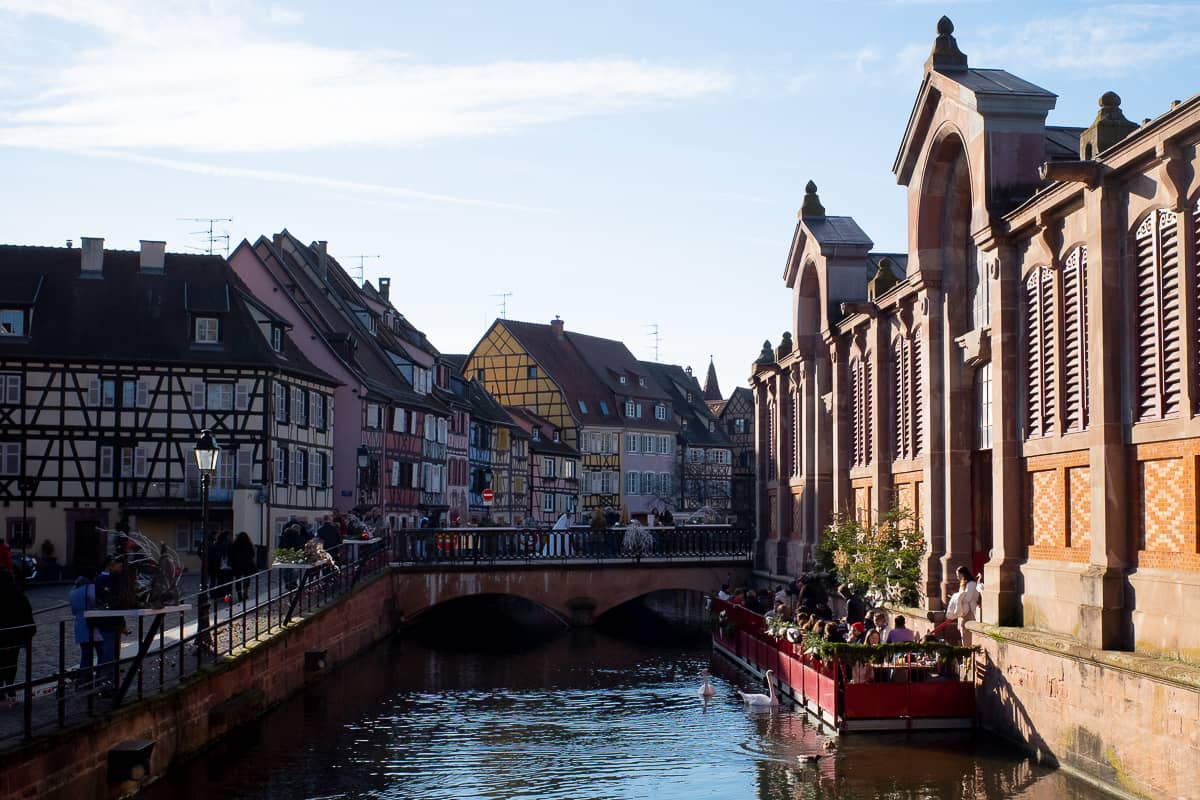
730, 589, 745, 606
845, 621, 866, 644
838, 583, 866, 626
884, 615, 918, 644
717, 584, 731, 601
869, 610, 889, 638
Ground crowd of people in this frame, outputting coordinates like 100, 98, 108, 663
717, 564, 982, 651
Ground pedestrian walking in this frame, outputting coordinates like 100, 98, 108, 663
0, 569, 34, 705
68, 575, 103, 673
94, 555, 130, 670
230, 532, 257, 602
208, 530, 234, 602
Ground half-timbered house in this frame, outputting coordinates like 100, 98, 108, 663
0, 240, 337, 575
708, 384, 755, 526
506, 407, 580, 526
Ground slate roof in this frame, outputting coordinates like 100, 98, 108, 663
261, 232, 443, 411
866, 252, 909, 280
505, 406, 580, 457
703, 359, 722, 402
498, 320, 621, 427
945, 68, 1056, 100
639, 361, 733, 449
1045, 126, 1085, 162
804, 216, 873, 248
0, 244, 336, 385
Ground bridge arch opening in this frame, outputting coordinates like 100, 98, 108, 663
406, 593, 569, 649
595, 588, 712, 643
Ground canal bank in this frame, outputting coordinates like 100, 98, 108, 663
0, 570, 400, 800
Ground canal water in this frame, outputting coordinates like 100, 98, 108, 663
143, 605, 1100, 800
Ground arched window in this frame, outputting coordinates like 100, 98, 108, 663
1134, 209, 1181, 421
1062, 246, 1089, 432
1024, 265, 1055, 438
850, 357, 872, 467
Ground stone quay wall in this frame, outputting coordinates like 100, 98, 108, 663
971, 622, 1200, 800
0, 572, 400, 800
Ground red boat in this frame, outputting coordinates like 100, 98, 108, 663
711, 598, 976, 732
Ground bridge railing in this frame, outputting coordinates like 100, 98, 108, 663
391, 525, 754, 565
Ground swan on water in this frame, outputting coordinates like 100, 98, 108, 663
736, 669, 778, 706
699, 669, 717, 697
796, 753, 823, 764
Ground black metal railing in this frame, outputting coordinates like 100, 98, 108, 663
0, 533, 395, 745
391, 525, 754, 565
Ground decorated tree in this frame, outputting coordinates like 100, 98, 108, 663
817, 507, 924, 608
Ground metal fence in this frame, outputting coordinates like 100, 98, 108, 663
0, 533, 395, 744
391, 525, 754, 564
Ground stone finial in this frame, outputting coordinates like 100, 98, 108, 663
1079, 91, 1138, 159
867, 256, 900, 300
800, 180, 825, 219
776, 331, 794, 359
756, 340, 775, 365
925, 15, 968, 73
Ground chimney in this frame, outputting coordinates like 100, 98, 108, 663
80, 237, 104, 276
378, 276, 391, 301
139, 240, 166, 272
550, 315, 564, 338
315, 240, 328, 279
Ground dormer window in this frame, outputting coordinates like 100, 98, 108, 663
531, 428, 540, 441
599, 401, 609, 415
0, 309, 25, 337
655, 404, 668, 421
270, 326, 283, 352
195, 317, 219, 344
619, 375, 627, 384
552, 430, 560, 442
638, 377, 645, 386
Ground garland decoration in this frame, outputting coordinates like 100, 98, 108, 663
799, 630, 978, 666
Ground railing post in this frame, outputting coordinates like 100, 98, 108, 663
23, 630, 33, 738
57, 620, 66, 728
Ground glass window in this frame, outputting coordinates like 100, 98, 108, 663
976, 362, 993, 450
543, 493, 555, 512
626, 433, 639, 453
0, 309, 25, 336
599, 401, 609, 415
206, 382, 233, 411
578, 399, 588, 414
271, 326, 283, 352
195, 317, 219, 343
625, 471, 639, 495
527, 365, 538, 379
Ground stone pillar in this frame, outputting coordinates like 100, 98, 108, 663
829, 337, 851, 517
751, 377, 772, 571
917, 283, 946, 607
774, 367, 794, 574
868, 314, 893, 521
810, 349, 834, 573
982, 238, 1025, 626
1080, 181, 1130, 650
940, 264, 979, 605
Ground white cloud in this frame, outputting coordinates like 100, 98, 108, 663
972, 4, 1200, 74
266, 4, 303, 25
0, 0, 733, 153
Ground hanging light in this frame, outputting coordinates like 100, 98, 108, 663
194, 429, 220, 476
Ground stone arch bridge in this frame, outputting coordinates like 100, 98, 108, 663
391, 561, 752, 626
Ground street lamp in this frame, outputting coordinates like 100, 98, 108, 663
356, 445, 370, 508
194, 430, 220, 652
17, 477, 35, 556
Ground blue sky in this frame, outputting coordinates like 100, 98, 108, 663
3, 1, 1199, 394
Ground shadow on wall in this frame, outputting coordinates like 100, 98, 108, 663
977, 649, 1058, 769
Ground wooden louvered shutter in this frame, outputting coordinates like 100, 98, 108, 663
894, 339, 906, 460
863, 359, 872, 465
1062, 247, 1089, 432
911, 334, 923, 455
1135, 210, 1182, 421
850, 359, 862, 467
1040, 266, 1056, 436
1025, 271, 1044, 438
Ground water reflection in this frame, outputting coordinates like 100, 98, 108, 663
144, 631, 1096, 800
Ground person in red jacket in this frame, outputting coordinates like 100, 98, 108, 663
0, 541, 14, 576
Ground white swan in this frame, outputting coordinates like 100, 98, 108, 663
736, 669, 779, 706
699, 669, 717, 697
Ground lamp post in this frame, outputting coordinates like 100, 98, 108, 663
17, 477, 35, 556
193, 430, 220, 652
356, 445, 370, 510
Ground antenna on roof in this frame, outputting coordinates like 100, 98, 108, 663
645, 323, 662, 361
177, 217, 232, 256
350, 254, 381, 285
492, 291, 513, 319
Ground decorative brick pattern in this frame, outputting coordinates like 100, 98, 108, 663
1066, 466, 1091, 561
1140, 457, 1187, 552
1029, 469, 1061, 548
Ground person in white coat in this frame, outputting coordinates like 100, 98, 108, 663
946, 565, 981, 646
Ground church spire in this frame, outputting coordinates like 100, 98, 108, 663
703, 356, 723, 401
